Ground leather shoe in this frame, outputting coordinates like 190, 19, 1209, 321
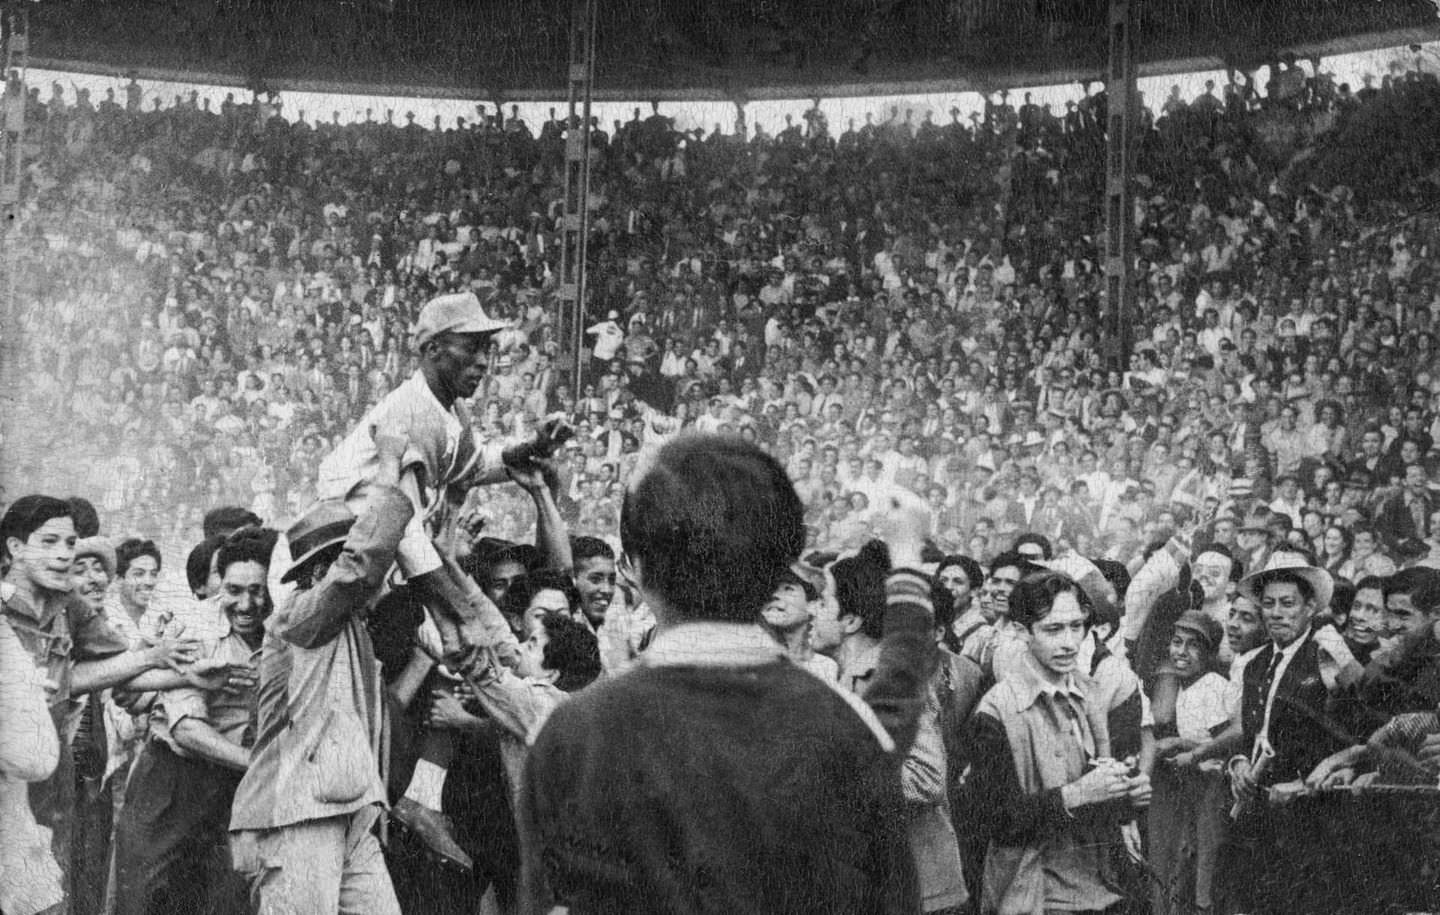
390, 797, 473, 871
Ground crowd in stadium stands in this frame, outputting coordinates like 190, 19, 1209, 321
3, 51, 1440, 915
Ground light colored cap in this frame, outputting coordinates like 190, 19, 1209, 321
412, 292, 508, 349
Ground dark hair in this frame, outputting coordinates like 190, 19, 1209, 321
1354, 574, 1389, 594
1009, 570, 1094, 631
203, 506, 263, 540
186, 534, 226, 597
116, 538, 162, 577
1263, 570, 1316, 604
620, 434, 804, 623
831, 540, 891, 640
66, 497, 101, 538
937, 554, 984, 591
571, 535, 615, 567
463, 538, 535, 584
1091, 558, 1132, 604
1351, 522, 1380, 542
1385, 568, 1440, 609
216, 527, 277, 578
988, 550, 1039, 580
1011, 533, 1054, 560
537, 611, 602, 692
0, 495, 72, 559
509, 569, 581, 616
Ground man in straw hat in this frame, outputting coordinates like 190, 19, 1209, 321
311, 291, 570, 662
1219, 552, 1361, 914
229, 429, 413, 915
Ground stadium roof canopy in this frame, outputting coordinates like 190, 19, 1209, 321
25, 0, 1440, 102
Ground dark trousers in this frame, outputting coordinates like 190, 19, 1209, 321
71, 773, 114, 915
113, 742, 246, 915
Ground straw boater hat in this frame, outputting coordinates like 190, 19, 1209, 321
1237, 552, 1333, 610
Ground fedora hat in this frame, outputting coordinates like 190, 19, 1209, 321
280, 500, 356, 584
1239, 510, 1271, 534
1238, 552, 1333, 609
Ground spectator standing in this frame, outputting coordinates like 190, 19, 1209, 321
965, 569, 1150, 914
0, 613, 65, 915
1222, 554, 1360, 914
114, 530, 270, 915
228, 431, 413, 914
520, 435, 938, 913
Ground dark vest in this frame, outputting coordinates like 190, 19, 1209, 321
1240, 630, 1347, 785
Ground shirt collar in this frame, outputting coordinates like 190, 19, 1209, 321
1270, 625, 1312, 662
641, 622, 786, 669
1011, 648, 1088, 711
406, 368, 449, 415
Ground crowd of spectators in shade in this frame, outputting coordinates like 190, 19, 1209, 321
3, 49, 1440, 915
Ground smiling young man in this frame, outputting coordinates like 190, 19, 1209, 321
1344, 575, 1388, 665
966, 570, 1150, 915
570, 535, 617, 628
107, 538, 165, 642
114, 529, 274, 915
1, 496, 233, 915
1345, 567, 1440, 733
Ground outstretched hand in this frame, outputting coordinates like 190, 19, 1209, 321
183, 657, 258, 695
506, 455, 560, 496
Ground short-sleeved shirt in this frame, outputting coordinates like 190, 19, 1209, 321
1176, 672, 1231, 743
314, 370, 503, 584
153, 621, 261, 758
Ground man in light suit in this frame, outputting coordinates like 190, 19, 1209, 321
230, 431, 410, 914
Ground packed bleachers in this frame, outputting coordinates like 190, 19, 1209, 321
6, 67, 1440, 569
4, 56, 1440, 915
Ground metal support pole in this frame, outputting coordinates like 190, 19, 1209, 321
1103, 0, 1136, 372
558, 0, 596, 395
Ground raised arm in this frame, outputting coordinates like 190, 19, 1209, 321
508, 457, 573, 575
859, 491, 939, 759
1121, 530, 1193, 646
280, 434, 415, 649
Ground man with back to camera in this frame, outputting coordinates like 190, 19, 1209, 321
519, 433, 939, 913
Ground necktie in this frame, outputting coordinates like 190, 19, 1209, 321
1257, 648, 1285, 740
1260, 648, 1283, 695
